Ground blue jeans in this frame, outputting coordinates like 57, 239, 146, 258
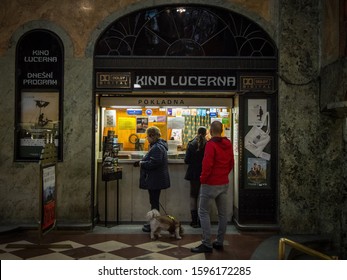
198, 184, 229, 248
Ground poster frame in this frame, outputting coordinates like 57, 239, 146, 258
14, 29, 64, 162
236, 92, 278, 224
40, 162, 56, 236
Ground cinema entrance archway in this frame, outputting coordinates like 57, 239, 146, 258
93, 5, 278, 228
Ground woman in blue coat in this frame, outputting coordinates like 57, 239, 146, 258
134, 126, 170, 232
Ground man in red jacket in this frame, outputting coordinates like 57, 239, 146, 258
191, 121, 234, 253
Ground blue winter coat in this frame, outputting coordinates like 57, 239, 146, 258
139, 139, 170, 190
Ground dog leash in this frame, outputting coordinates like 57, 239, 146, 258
159, 202, 168, 216
159, 202, 176, 221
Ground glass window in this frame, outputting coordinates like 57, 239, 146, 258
100, 106, 231, 159
95, 6, 276, 57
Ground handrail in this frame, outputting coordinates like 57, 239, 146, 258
278, 237, 338, 260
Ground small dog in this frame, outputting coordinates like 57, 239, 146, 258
146, 209, 184, 240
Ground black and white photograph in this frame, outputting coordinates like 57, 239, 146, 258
247, 99, 267, 126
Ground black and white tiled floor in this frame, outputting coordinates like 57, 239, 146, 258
0, 225, 275, 260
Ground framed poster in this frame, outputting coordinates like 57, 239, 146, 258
15, 29, 63, 161
41, 164, 56, 232
243, 98, 272, 189
18, 91, 60, 160
236, 93, 278, 224
21, 91, 59, 126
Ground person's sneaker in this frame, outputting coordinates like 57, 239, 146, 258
191, 244, 212, 253
142, 224, 150, 232
212, 241, 224, 250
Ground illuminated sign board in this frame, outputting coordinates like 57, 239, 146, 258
96, 72, 131, 89
95, 71, 276, 92
240, 76, 274, 91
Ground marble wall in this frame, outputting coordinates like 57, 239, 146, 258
278, 0, 346, 257
278, 0, 322, 233
0, 0, 346, 257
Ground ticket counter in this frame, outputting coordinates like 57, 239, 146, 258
95, 96, 235, 223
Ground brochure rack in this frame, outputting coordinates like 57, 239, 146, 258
102, 131, 122, 226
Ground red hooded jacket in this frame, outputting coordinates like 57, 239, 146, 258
200, 137, 234, 185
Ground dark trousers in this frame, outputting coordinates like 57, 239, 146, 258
190, 180, 201, 210
148, 189, 161, 211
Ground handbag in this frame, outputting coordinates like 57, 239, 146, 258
244, 112, 270, 159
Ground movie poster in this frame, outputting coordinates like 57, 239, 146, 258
19, 91, 60, 159
42, 165, 56, 231
246, 158, 268, 188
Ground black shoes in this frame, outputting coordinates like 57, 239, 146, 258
212, 241, 224, 251
190, 222, 201, 228
191, 244, 212, 253
190, 210, 200, 228
142, 224, 151, 232
191, 242, 224, 253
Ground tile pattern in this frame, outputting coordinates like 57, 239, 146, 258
0, 225, 274, 260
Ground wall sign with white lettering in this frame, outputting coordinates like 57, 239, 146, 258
16, 30, 63, 89
95, 70, 276, 92
133, 71, 237, 90
15, 29, 64, 161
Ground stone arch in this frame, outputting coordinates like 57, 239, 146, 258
10, 20, 73, 58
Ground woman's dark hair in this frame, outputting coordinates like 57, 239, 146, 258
196, 126, 207, 151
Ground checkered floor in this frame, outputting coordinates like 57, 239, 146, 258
0, 225, 274, 260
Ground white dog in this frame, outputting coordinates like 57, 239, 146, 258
146, 209, 184, 240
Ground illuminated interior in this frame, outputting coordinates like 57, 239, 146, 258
100, 105, 232, 156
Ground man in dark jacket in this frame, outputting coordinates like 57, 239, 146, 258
191, 121, 234, 253
134, 126, 170, 232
